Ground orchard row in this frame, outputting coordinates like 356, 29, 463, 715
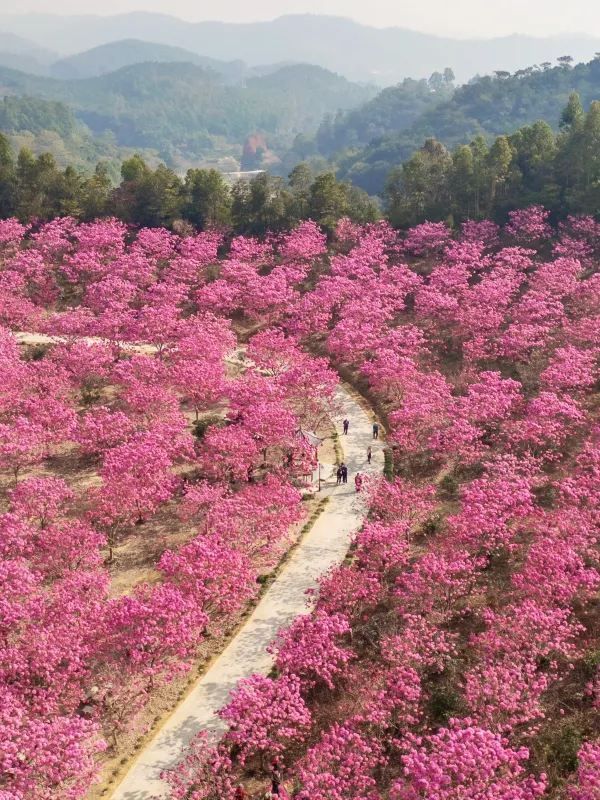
1, 209, 600, 798
170, 209, 600, 798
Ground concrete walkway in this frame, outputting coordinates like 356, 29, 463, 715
14, 330, 156, 354
110, 386, 383, 800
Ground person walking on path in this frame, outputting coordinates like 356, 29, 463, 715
336, 465, 342, 485
343, 418, 350, 435
234, 786, 246, 800
270, 757, 284, 797
372, 422, 379, 440
341, 463, 348, 484
367, 446, 372, 464
355, 473, 363, 493
263, 789, 289, 800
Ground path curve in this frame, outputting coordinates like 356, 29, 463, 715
109, 386, 384, 800
13, 332, 384, 799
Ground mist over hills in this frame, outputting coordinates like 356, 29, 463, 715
0, 34, 294, 83
1, 12, 600, 84
49, 40, 247, 81
47, 41, 300, 83
0, 30, 58, 74
0, 30, 56, 61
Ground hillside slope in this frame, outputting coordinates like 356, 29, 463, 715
335, 58, 600, 193
0, 94, 159, 174
0, 61, 376, 165
314, 72, 455, 157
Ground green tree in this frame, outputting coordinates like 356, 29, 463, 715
560, 92, 585, 131
449, 144, 477, 219
486, 135, 514, 209
557, 55, 574, 69
288, 162, 314, 219
113, 159, 183, 227
120, 153, 150, 183
231, 173, 293, 236
53, 165, 85, 217
15, 149, 60, 221
508, 121, 558, 208
384, 139, 451, 227
0, 133, 16, 217
183, 168, 231, 230
307, 172, 349, 232
556, 94, 587, 202
81, 162, 112, 220
345, 184, 380, 224
443, 67, 455, 84
576, 100, 600, 212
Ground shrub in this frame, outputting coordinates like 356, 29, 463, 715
192, 414, 223, 439
438, 473, 459, 501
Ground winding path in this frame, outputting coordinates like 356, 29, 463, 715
13, 332, 383, 799
109, 386, 383, 800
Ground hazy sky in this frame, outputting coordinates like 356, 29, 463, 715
3, 0, 599, 38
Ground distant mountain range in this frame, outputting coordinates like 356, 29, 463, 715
49, 40, 246, 81
0, 34, 292, 83
0, 30, 58, 74
1, 13, 600, 85
0, 30, 55, 61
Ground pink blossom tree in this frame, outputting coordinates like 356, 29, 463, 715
392, 721, 547, 799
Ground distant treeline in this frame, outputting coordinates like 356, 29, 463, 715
0, 137, 380, 235
2, 92, 600, 233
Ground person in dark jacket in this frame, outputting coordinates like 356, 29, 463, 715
270, 757, 283, 796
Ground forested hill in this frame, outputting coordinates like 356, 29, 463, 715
313, 71, 456, 157
0, 94, 140, 175
49, 39, 246, 81
0, 94, 78, 137
333, 58, 600, 193
0, 61, 376, 165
